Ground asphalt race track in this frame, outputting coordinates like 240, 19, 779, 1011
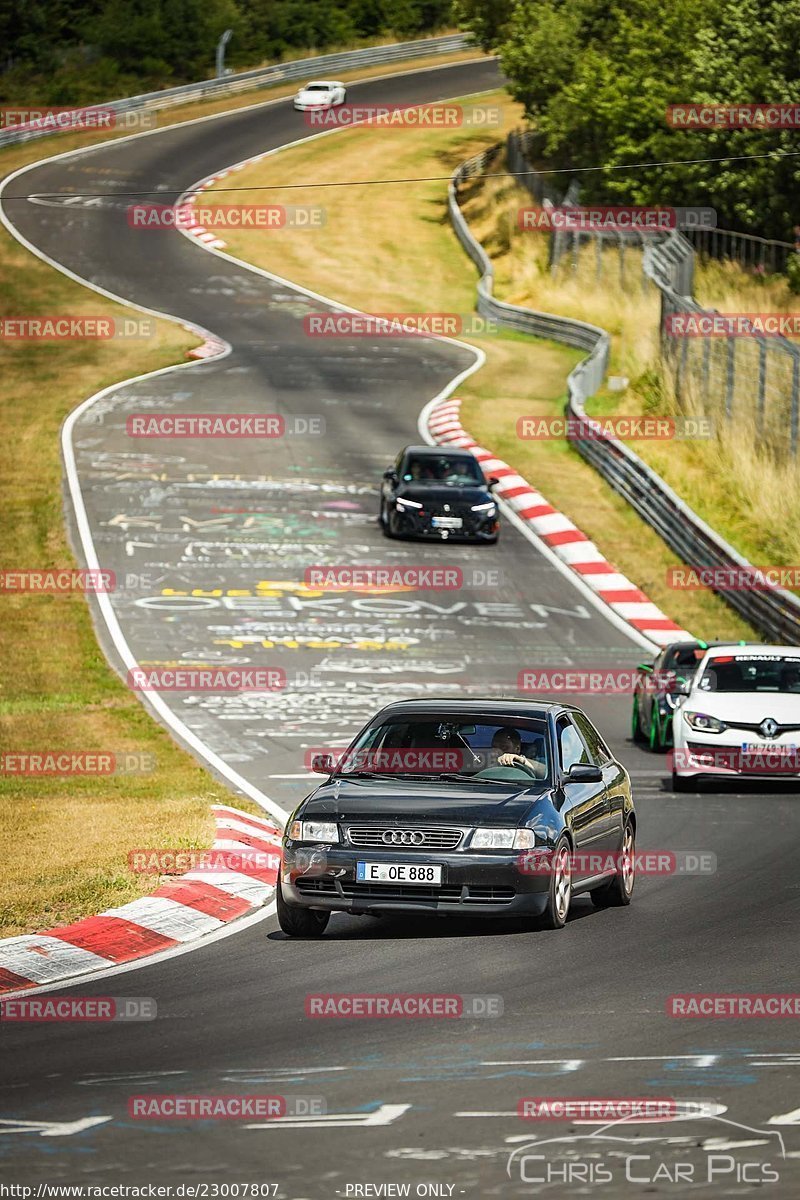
1, 59, 799, 1196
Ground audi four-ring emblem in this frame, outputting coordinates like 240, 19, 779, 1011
382, 829, 425, 845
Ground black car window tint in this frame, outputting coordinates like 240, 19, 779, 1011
571, 712, 610, 764
557, 717, 590, 771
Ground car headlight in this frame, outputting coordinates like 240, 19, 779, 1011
395, 497, 422, 510
289, 820, 339, 843
470, 828, 536, 850
683, 710, 727, 733
470, 502, 497, 513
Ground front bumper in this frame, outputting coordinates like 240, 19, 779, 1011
281, 844, 549, 916
391, 506, 499, 542
672, 736, 800, 780
293, 100, 333, 111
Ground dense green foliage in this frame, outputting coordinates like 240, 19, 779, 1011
0, 0, 454, 105
456, 0, 800, 240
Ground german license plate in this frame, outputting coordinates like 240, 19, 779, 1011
357, 862, 442, 884
741, 742, 796, 755
431, 516, 462, 529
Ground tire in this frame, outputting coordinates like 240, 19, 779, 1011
591, 822, 635, 908
649, 707, 663, 752
276, 878, 330, 938
631, 695, 647, 744
379, 500, 391, 536
538, 837, 572, 929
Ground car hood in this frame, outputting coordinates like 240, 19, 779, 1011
396, 484, 491, 505
684, 691, 800, 723
301, 777, 548, 826
296, 89, 333, 101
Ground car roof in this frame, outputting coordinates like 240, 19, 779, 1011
369, 698, 573, 721
400, 445, 475, 458
304, 80, 340, 87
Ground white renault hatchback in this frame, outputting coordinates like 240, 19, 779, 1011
671, 645, 800, 789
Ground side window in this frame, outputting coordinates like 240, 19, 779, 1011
557, 717, 591, 772
572, 712, 611, 764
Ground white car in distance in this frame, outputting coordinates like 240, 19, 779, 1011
671, 644, 800, 789
293, 81, 347, 111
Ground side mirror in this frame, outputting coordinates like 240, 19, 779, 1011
311, 753, 335, 774
487, 476, 499, 490
566, 763, 603, 783
671, 676, 691, 696
382, 468, 397, 481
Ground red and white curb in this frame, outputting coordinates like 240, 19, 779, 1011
425, 397, 691, 646
0, 806, 280, 994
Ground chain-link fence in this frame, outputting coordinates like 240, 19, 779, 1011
505, 129, 800, 460
647, 234, 800, 461
453, 135, 800, 641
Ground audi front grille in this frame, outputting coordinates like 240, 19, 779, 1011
345, 826, 464, 850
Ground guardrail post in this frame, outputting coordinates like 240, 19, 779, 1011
757, 340, 767, 433
725, 338, 736, 419
792, 353, 800, 455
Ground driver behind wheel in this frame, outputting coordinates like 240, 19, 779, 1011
491, 728, 546, 777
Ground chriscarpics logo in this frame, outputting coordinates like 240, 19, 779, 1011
507, 1110, 785, 1187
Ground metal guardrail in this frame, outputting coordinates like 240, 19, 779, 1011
685, 225, 795, 275
0, 34, 472, 149
450, 147, 800, 644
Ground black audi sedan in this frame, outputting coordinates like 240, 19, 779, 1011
379, 445, 500, 542
278, 699, 636, 936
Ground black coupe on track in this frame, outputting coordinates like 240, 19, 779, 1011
379, 445, 500, 542
278, 699, 636, 935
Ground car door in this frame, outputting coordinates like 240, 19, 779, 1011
556, 714, 611, 882
637, 650, 662, 736
572, 710, 626, 851
382, 451, 403, 505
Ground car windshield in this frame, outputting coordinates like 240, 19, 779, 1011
698, 653, 800, 693
664, 644, 707, 672
305, 84, 331, 91
335, 715, 551, 785
401, 454, 484, 487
